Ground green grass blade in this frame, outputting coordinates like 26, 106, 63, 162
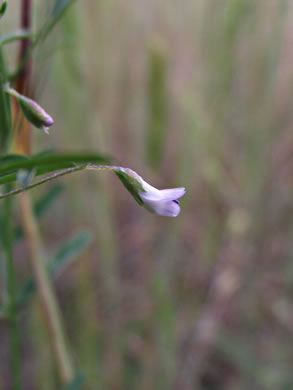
60, 373, 86, 390
52, 0, 76, 18
0, 29, 32, 46
0, 152, 112, 177
146, 40, 168, 170
34, 182, 64, 217
38, 0, 77, 45
17, 231, 92, 307
48, 231, 92, 276
0, 153, 29, 162
9, 0, 76, 81
0, 173, 18, 185
13, 183, 64, 241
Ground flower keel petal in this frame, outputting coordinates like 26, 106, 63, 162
142, 198, 181, 217
156, 200, 181, 217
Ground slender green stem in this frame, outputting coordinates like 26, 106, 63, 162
9, 0, 76, 81
0, 164, 117, 200
1, 186, 21, 390
0, 166, 86, 199
0, 29, 32, 46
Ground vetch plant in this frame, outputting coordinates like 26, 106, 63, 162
0, 0, 186, 388
0, 163, 186, 217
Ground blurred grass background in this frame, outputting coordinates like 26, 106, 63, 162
2, 0, 293, 389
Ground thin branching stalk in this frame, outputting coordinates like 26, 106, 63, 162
0, 164, 117, 200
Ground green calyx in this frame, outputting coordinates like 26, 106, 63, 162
115, 168, 145, 206
0, 1, 7, 17
17, 96, 48, 129
4, 85, 54, 131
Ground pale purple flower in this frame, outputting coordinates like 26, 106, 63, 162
115, 167, 186, 217
138, 179, 186, 217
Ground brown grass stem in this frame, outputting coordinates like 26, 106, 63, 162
19, 192, 74, 383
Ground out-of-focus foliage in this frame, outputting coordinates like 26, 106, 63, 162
2, 0, 293, 389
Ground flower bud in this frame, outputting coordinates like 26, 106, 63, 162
4, 85, 54, 133
0, 0, 7, 17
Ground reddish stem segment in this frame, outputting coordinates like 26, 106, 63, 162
16, 0, 32, 95
13, 0, 32, 154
